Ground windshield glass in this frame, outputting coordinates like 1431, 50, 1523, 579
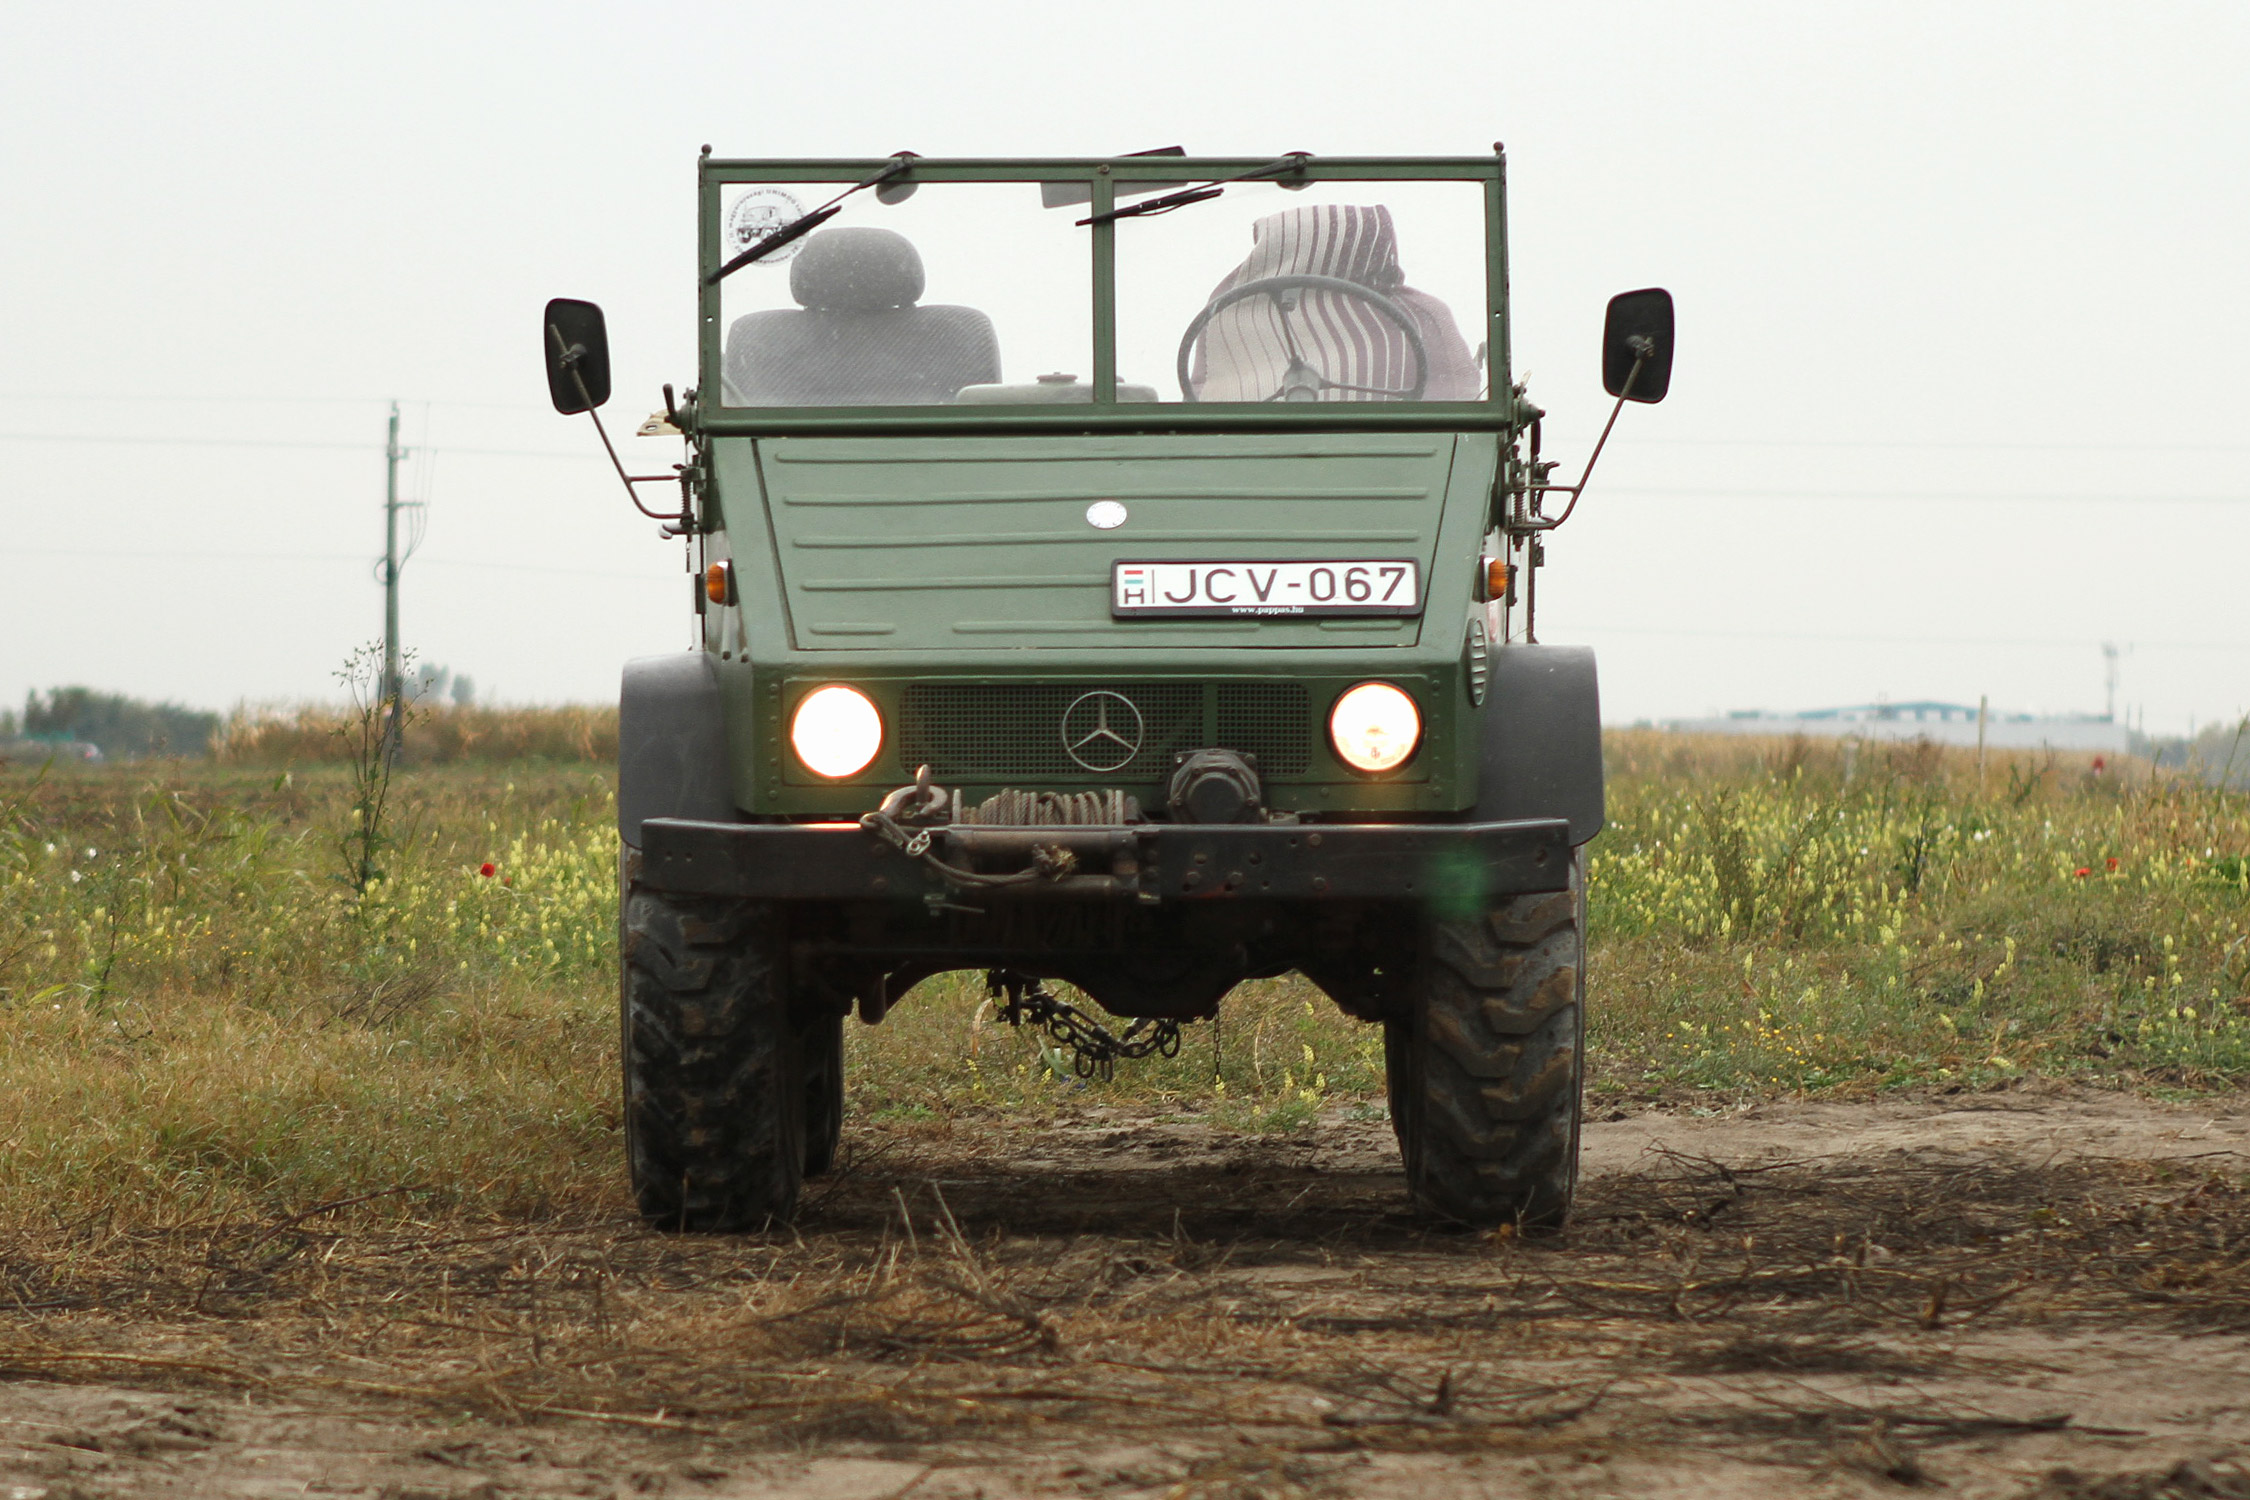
709, 169, 1492, 411
717, 182, 1091, 407
1116, 178, 1488, 404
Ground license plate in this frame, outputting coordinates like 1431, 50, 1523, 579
1111, 559, 1422, 618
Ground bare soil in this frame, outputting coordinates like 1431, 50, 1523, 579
5, 1083, 2250, 1499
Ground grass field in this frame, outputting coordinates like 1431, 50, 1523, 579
2, 729, 2246, 1233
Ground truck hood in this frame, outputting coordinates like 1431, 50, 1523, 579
732, 433, 1483, 651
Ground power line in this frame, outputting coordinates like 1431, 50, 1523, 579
0, 430, 592, 459
1559, 621, 2250, 652
0, 544, 659, 582
415, 556, 663, 582
6, 395, 2246, 452
1633, 436, 2250, 454
0, 391, 555, 413
2, 430, 2242, 504
4, 393, 2246, 455
1597, 485, 2250, 505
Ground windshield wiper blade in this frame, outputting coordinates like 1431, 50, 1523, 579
1078, 185, 1222, 225
704, 153, 918, 286
1075, 153, 1313, 227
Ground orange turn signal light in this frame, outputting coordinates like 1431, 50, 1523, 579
704, 561, 734, 605
1483, 557, 1512, 600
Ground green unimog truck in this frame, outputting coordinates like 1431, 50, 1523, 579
543, 148, 1672, 1233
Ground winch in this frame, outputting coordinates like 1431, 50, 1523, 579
857, 765, 1157, 903
869, 766, 1143, 830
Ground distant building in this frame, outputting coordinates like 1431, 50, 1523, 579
1664, 701, 2128, 752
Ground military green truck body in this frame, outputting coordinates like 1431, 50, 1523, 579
548, 150, 1669, 1231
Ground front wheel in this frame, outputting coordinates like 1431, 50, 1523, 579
801, 1010, 844, 1179
1386, 859, 1585, 1229
620, 885, 806, 1231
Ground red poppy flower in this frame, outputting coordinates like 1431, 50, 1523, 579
2106, 857, 2120, 871
2092, 756, 2107, 772
2074, 866, 2091, 878
479, 862, 497, 877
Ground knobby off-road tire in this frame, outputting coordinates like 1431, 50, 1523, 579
621, 886, 806, 1231
1385, 856, 1585, 1229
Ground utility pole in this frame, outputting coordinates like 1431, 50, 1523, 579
2102, 641, 2120, 723
1976, 693, 1988, 794
381, 401, 404, 762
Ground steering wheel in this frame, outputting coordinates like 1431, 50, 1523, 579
1177, 273, 1428, 403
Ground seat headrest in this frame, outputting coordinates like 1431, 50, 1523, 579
1239, 204, 1404, 292
789, 227, 926, 312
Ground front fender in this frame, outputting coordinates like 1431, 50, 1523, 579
1472, 644, 1604, 846
619, 653, 736, 848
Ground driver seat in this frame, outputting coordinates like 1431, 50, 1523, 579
1191, 204, 1476, 402
724, 227, 1000, 405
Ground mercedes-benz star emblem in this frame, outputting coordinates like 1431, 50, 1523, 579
1060, 690, 1145, 774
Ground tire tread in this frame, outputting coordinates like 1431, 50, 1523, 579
1391, 866, 1584, 1228
621, 888, 803, 1231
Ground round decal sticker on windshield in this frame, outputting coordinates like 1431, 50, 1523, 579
727, 188, 810, 265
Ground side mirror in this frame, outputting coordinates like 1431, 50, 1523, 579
543, 298, 612, 414
1601, 287, 1673, 404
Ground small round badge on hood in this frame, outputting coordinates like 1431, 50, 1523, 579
1085, 500, 1128, 530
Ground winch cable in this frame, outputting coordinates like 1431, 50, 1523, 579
859, 773, 1147, 891
958, 788, 1138, 826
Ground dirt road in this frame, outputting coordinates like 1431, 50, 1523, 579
4, 1084, 2248, 1499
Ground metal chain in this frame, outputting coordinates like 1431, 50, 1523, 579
985, 971, 1182, 1083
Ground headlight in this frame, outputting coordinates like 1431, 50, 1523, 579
789, 685, 883, 779
1328, 681, 1421, 773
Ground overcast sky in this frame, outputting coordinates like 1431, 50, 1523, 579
5, 1, 2245, 733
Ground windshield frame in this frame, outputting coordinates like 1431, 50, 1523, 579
696, 154, 1511, 434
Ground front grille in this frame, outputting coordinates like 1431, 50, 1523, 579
897, 682, 1310, 782
1216, 684, 1310, 774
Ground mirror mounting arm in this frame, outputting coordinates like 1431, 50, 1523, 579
549, 322, 690, 527
578, 396, 687, 527
1504, 344, 1649, 539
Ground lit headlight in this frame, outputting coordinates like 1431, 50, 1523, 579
1328, 682, 1421, 773
789, 685, 883, 779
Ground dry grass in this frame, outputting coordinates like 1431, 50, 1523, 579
214, 702, 617, 766
2, 1108, 2245, 1470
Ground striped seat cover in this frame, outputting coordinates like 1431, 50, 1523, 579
1191, 204, 1480, 403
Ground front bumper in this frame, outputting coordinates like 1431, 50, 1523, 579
638, 816, 1572, 907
